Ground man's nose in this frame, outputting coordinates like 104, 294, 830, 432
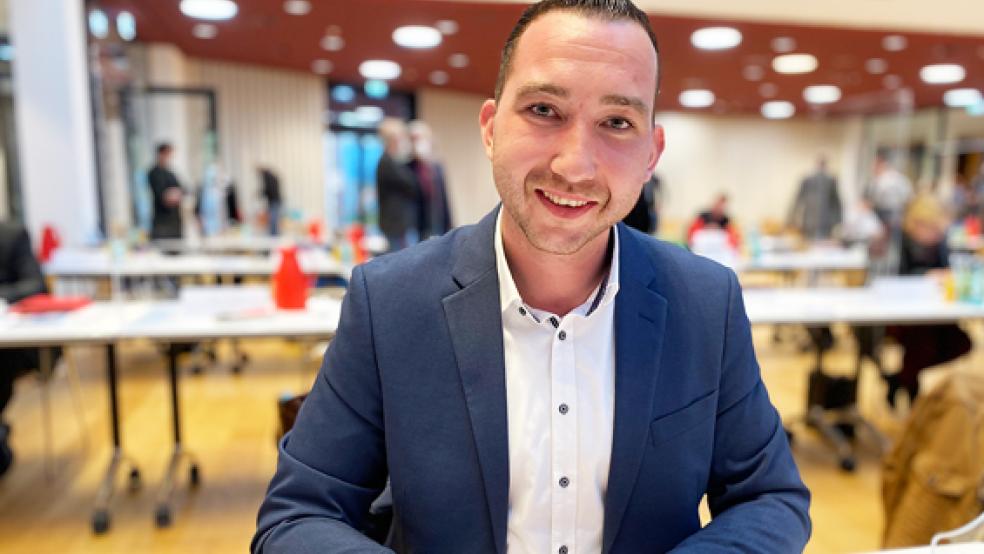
549, 123, 598, 186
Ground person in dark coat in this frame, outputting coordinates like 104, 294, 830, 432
623, 173, 660, 234
788, 157, 842, 240
375, 118, 419, 252
0, 221, 47, 475
147, 142, 185, 240
259, 167, 283, 236
408, 121, 453, 240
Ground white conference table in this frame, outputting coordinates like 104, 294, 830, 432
867, 544, 984, 553
151, 234, 322, 255
738, 245, 869, 274
43, 248, 352, 281
0, 288, 342, 533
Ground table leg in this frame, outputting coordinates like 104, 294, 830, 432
154, 343, 200, 528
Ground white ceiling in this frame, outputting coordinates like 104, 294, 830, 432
453, 0, 984, 36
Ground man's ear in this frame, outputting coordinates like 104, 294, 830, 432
647, 123, 665, 173
479, 99, 497, 160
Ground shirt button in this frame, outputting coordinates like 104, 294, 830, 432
559, 403, 569, 415
559, 546, 568, 554
558, 330, 567, 341
559, 476, 570, 488
518, 307, 527, 316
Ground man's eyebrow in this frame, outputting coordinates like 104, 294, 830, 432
601, 94, 648, 116
514, 83, 569, 100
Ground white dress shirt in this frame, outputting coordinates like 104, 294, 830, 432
495, 211, 619, 554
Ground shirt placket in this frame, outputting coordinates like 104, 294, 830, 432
550, 316, 578, 554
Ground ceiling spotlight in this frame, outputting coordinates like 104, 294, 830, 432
283, 0, 310, 16
772, 53, 818, 75
193, 23, 217, 39
331, 85, 356, 104
679, 89, 715, 108
943, 88, 983, 108
761, 100, 795, 119
360, 60, 401, 81
364, 80, 389, 100
759, 83, 778, 98
393, 25, 442, 49
88, 9, 110, 39
429, 70, 450, 86
448, 53, 470, 69
321, 35, 345, 52
180, 0, 238, 21
690, 27, 742, 50
920, 63, 965, 84
435, 20, 459, 35
883, 75, 902, 90
116, 11, 137, 41
742, 65, 765, 82
803, 85, 841, 104
865, 58, 888, 74
311, 59, 333, 75
882, 34, 907, 52
771, 37, 796, 54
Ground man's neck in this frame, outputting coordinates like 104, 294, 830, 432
501, 212, 611, 316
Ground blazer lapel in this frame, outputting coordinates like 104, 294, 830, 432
603, 225, 669, 553
442, 209, 509, 554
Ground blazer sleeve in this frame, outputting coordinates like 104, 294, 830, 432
252, 264, 392, 554
671, 270, 812, 552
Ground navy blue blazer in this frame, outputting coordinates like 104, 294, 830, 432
253, 209, 811, 553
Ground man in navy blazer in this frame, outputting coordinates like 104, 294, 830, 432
254, 1, 811, 552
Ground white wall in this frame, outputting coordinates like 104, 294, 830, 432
418, 88, 859, 232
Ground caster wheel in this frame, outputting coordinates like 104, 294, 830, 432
155, 505, 172, 528
189, 464, 201, 487
840, 457, 856, 472
231, 364, 243, 374
189, 365, 204, 375
92, 509, 111, 534
128, 468, 142, 492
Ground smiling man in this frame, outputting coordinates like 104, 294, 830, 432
253, 1, 811, 552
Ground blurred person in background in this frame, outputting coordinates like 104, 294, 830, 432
687, 192, 740, 249
885, 194, 971, 407
948, 174, 977, 222
148, 142, 185, 240
868, 152, 913, 230
259, 167, 283, 236
376, 118, 419, 252
788, 156, 842, 241
408, 120, 453, 240
622, 172, 660, 234
0, 221, 47, 476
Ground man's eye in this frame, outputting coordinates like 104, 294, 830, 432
606, 117, 633, 130
528, 104, 557, 118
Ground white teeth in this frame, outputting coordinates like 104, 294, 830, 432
542, 190, 588, 208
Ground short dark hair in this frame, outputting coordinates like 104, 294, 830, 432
156, 142, 173, 156
494, 0, 660, 107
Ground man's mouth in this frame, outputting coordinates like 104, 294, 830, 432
535, 189, 597, 218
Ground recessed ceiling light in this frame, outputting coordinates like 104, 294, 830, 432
759, 83, 778, 98
771, 37, 796, 54
690, 27, 742, 50
435, 20, 459, 35
180, 0, 238, 21
311, 59, 333, 75
865, 58, 887, 74
943, 88, 983, 108
430, 70, 450, 86
321, 35, 345, 52
331, 85, 355, 104
772, 53, 818, 75
116, 11, 137, 41
448, 53, 470, 69
803, 85, 841, 104
761, 100, 795, 119
393, 25, 442, 49
920, 63, 965, 84
360, 60, 401, 81
679, 89, 715, 108
364, 80, 389, 100
883, 75, 902, 90
283, 0, 310, 16
356, 105, 385, 123
742, 65, 764, 82
882, 35, 907, 52
193, 23, 217, 39
88, 9, 109, 39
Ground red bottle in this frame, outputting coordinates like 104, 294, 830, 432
39, 224, 61, 263
346, 224, 367, 264
273, 245, 308, 309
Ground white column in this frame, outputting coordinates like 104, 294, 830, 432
10, 0, 99, 246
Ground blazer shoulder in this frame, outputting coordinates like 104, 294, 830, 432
359, 226, 470, 290
627, 227, 734, 288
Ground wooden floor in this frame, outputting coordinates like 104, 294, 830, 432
0, 323, 979, 553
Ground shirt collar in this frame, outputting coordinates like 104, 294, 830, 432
494, 210, 620, 318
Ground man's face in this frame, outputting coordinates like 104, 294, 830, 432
480, 11, 664, 255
